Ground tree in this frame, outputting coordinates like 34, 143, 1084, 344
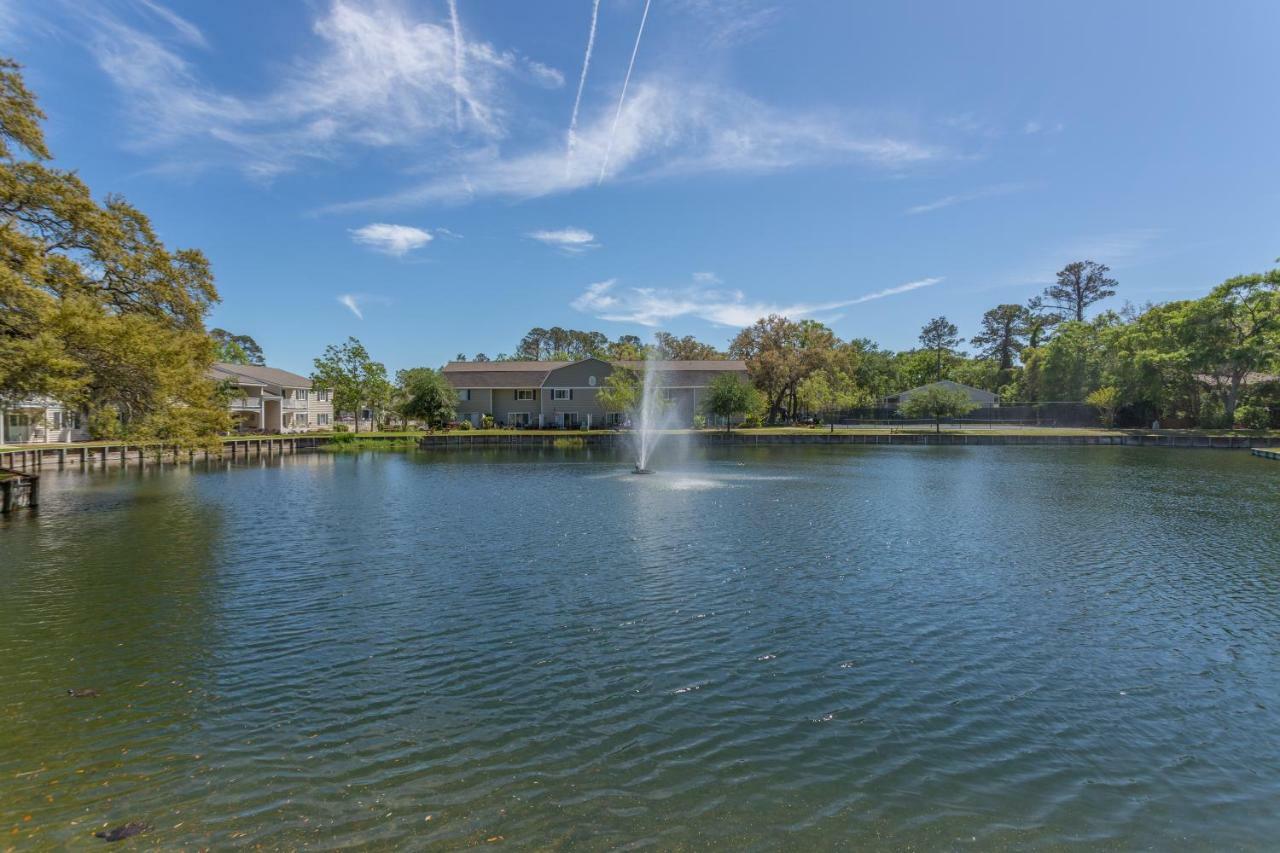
395, 367, 458, 430
1044, 260, 1118, 322
1086, 386, 1121, 427
1025, 296, 1061, 348
702, 374, 762, 432
970, 305, 1030, 377
653, 332, 724, 360
0, 59, 229, 445
919, 316, 961, 380
729, 316, 841, 422
899, 385, 978, 433
211, 329, 265, 365
595, 367, 641, 424
311, 337, 388, 433
1032, 319, 1111, 401
1179, 269, 1280, 423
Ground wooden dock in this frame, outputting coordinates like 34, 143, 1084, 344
1253, 447, 1280, 461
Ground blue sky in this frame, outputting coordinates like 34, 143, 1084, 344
6, 0, 1278, 373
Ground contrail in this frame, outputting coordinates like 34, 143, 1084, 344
448, 0, 463, 131
565, 0, 601, 178
597, 0, 651, 185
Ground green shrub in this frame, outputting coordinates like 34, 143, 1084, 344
481, 414, 495, 429
692, 413, 706, 429
333, 423, 350, 433
1235, 404, 1271, 430
328, 430, 356, 445
455, 419, 473, 431
553, 436, 585, 448
741, 414, 763, 429
1197, 398, 1229, 429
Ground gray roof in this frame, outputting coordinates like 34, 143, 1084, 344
210, 362, 311, 389
442, 359, 748, 389
886, 380, 997, 400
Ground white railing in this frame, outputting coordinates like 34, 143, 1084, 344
229, 397, 262, 410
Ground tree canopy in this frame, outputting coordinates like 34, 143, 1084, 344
702, 374, 762, 431
395, 367, 457, 430
0, 58, 228, 444
311, 337, 389, 433
899, 386, 978, 433
211, 329, 265, 365
919, 316, 961, 381
1044, 260, 1118, 322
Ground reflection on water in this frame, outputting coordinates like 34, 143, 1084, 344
2, 446, 1279, 848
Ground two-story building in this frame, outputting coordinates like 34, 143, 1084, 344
210, 363, 335, 434
442, 358, 750, 428
0, 397, 92, 445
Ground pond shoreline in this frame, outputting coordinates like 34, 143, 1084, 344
420, 431, 1280, 450
4, 431, 1278, 474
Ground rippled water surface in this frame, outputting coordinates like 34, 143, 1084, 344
3, 445, 1279, 849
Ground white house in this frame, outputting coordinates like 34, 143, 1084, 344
0, 398, 92, 445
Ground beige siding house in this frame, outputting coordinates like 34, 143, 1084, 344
443, 358, 750, 428
1, 398, 92, 445
210, 363, 335, 433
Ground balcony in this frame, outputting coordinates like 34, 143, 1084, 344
228, 397, 262, 410
282, 398, 308, 410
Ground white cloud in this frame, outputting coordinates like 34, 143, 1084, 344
669, 0, 780, 48
905, 182, 1030, 215
571, 279, 619, 312
338, 294, 364, 319
135, 0, 207, 48
63, 0, 563, 178
692, 271, 721, 284
29, 1, 940, 200
329, 80, 942, 211
572, 275, 942, 327
1023, 120, 1064, 135
527, 227, 599, 253
349, 223, 434, 256
527, 60, 565, 89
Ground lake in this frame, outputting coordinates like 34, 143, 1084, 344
2, 445, 1278, 849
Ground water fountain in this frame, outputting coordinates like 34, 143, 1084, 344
632, 353, 670, 474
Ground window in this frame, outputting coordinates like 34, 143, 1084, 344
458, 389, 471, 401
295, 389, 308, 401
317, 413, 329, 426
515, 389, 534, 401
61, 412, 80, 430
295, 414, 308, 426
509, 412, 530, 426
552, 388, 571, 401
663, 388, 677, 402
315, 389, 329, 402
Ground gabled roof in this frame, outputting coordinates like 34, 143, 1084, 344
442, 361, 564, 388
441, 358, 749, 389
210, 362, 311, 389
887, 379, 996, 398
